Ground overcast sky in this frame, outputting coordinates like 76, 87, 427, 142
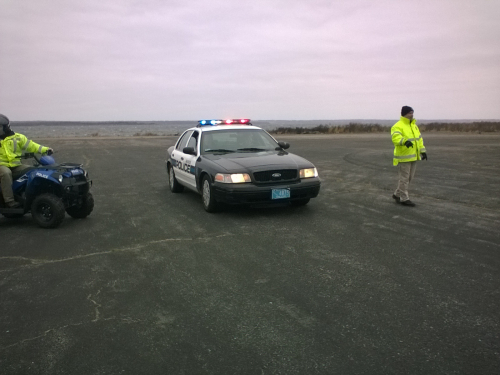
1, 0, 499, 121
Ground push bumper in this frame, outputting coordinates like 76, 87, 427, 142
60, 179, 92, 207
212, 178, 321, 205
61, 180, 91, 196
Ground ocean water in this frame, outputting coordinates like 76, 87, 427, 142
12, 123, 193, 138
10, 119, 398, 139
11, 119, 493, 139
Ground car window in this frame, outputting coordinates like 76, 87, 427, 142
176, 130, 193, 151
186, 131, 198, 151
201, 129, 278, 154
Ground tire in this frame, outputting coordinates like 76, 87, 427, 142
168, 164, 184, 193
31, 193, 66, 228
66, 193, 94, 219
202, 175, 219, 213
291, 198, 310, 207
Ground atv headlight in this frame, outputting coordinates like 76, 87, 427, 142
58, 175, 63, 183
215, 173, 251, 183
299, 168, 318, 178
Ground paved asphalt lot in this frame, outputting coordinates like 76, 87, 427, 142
1, 133, 499, 375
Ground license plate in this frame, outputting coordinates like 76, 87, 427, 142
272, 188, 290, 200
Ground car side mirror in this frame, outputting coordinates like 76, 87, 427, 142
277, 141, 290, 150
183, 147, 196, 155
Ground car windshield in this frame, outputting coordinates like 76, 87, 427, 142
201, 129, 278, 154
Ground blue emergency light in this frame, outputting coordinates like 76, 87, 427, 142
198, 119, 251, 127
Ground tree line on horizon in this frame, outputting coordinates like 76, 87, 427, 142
269, 121, 500, 134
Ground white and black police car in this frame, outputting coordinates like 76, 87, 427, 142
165, 119, 321, 212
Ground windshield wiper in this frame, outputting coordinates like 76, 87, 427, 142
236, 148, 268, 152
204, 149, 236, 154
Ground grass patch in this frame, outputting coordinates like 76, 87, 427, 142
420, 122, 500, 133
269, 122, 500, 135
133, 132, 159, 136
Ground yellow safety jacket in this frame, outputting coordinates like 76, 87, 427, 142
0, 133, 49, 168
391, 117, 426, 166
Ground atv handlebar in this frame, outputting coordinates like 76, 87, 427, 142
22, 150, 53, 159
21, 152, 35, 159
21, 151, 55, 166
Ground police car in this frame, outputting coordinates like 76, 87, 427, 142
165, 119, 321, 212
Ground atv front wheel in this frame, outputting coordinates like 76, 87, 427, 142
66, 193, 94, 219
31, 193, 65, 228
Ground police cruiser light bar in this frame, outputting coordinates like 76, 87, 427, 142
198, 119, 252, 127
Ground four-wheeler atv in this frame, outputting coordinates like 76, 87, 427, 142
0, 152, 94, 228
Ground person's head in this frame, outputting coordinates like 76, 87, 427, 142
401, 106, 414, 120
0, 114, 14, 139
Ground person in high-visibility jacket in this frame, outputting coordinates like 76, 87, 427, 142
0, 114, 53, 208
391, 106, 427, 207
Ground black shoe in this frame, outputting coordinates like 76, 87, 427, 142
392, 194, 400, 203
6, 201, 21, 208
400, 200, 416, 207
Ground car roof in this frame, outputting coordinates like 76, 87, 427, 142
188, 125, 263, 133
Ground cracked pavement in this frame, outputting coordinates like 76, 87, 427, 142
1, 134, 499, 374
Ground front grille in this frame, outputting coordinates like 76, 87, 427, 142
253, 169, 297, 183
74, 175, 88, 183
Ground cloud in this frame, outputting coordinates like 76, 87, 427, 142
1, 0, 499, 120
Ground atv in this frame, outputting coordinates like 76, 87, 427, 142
0, 152, 94, 228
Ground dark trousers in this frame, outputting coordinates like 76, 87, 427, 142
0, 164, 30, 204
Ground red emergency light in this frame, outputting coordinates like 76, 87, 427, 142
198, 119, 252, 127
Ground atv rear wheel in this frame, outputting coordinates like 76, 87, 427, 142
66, 193, 94, 219
31, 193, 65, 228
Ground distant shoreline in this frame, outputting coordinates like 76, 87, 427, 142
10, 120, 500, 138
33, 132, 500, 143
11, 119, 500, 126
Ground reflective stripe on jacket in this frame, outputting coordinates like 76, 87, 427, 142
0, 133, 49, 167
391, 117, 426, 166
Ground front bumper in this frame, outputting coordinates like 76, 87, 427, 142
60, 179, 92, 206
212, 178, 320, 205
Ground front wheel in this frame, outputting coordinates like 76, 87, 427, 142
31, 193, 65, 228
202, 176, 219, 213
168, 165, 184, 193
66, 193, 94, 219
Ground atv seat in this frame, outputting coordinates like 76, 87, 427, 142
12, 167, 37, 180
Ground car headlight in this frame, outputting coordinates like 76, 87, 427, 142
299, 168, 318, 178
215, 173, 251, 183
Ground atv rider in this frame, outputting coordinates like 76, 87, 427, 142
0, 114, 53, 208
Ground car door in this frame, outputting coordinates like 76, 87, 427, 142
171, 130, 192, 185
181, 131, 199, 190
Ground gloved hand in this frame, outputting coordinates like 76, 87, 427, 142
404, 140, 413, 148
47, 148, 54, 155
421, 152, 427, 160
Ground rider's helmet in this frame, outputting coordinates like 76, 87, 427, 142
0, 114, 13, 137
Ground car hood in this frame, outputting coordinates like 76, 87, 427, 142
202, 151, 314, 172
